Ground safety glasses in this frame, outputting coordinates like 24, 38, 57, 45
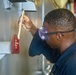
38, 27, 75, 40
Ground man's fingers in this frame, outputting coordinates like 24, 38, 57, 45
18, 14, 32, 32
22, 25, 31, 31
23, 15, 30, 22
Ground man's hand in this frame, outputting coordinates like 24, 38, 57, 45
22, 15, 33, 32
19, 15, 38, 36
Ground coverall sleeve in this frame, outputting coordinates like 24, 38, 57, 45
29, 30, 60, 63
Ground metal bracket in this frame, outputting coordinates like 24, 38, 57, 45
0, 42, 11, 60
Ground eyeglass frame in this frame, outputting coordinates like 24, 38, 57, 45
43, 29, 75, 36
38, 27, 75, 40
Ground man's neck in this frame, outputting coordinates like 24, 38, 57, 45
59, 40, 75, 54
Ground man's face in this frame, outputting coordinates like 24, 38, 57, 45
43, 22, 60, 49
38, 22, 75, 50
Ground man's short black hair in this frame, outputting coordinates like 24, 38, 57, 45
44, 9, 76, 31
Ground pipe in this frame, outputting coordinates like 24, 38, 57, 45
41, 0, 45, 74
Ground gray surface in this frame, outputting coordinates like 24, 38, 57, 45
0, 0, 54, 75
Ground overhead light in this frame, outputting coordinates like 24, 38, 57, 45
22, 1, 37, 11
13, 1, 37, 11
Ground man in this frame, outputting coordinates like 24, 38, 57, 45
21, 9, 76, 75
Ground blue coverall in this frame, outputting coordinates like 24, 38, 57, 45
29, 30, 76, 75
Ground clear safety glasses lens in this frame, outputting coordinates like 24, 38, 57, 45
38, 27, 48, 40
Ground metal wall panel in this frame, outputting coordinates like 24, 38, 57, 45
0, 0, 54, 75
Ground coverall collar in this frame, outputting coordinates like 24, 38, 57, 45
56, 42, 76, 67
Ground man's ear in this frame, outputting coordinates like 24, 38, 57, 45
56, 33, 63, 41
